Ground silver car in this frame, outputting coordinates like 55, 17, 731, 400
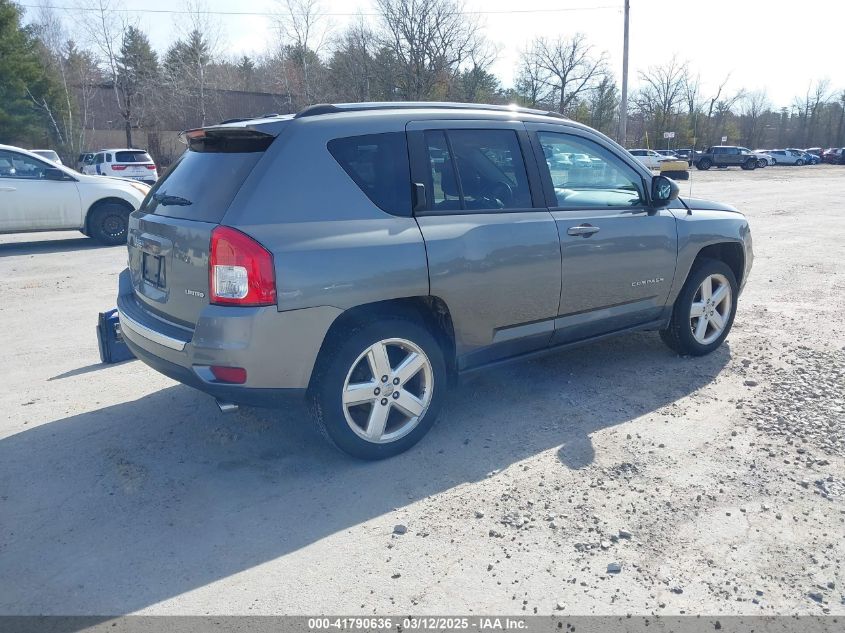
117, 102, 753, 459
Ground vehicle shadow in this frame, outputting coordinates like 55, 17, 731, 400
0, 332, 729, 614
0, 236, 109, 257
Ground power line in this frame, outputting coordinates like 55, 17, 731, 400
20, 3, 619, 17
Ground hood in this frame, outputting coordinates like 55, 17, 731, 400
679, 197, 741, 213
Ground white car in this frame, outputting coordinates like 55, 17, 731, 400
0, 144, 148, 245
740, 147, 774, 167
31, 149, 63, 165
763, 149, 806, 165
628, 148, 671, 170
82, 148, 158, 184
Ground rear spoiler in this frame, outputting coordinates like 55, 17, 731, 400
178, 126, 278, 153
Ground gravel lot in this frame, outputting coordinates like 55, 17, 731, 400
0, 165, 843, 616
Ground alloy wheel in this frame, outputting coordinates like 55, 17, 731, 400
689, 273, 732, 345
341, 338, 434, 444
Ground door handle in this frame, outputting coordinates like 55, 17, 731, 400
567, 224, 600, 237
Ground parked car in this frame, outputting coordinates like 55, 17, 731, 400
786, 148, 819, 164
765, 149, 807, 165
30, 149, 62, 165
656, 150, 679, 157
805, 147, 824, 159
82, 148, 158, 184
736, 147, 773, 167
753, 149, 777, 165
0, 144, 148, 244
822, 148, 845, 164
629, 148, 671, 169
694, 146, 758, 170
673, 148, 702, 166
77, 152, 95, 171
116, 102, 753, 459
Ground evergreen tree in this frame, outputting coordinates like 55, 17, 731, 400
0, 0, 63, 145
116, 26, 158, 147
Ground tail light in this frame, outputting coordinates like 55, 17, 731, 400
112, 165, 127, 171
146, 164, 157, 170
209, 226, 276, 306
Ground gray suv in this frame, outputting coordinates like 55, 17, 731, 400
117, 102, 753, 459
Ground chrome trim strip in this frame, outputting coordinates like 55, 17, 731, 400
117, 306, 187, 351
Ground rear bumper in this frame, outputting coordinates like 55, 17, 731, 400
116, 268, 341, 404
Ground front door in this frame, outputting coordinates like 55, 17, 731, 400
407, 121, 561, 369
0, 150, 80, 231
527, 126, 679, 344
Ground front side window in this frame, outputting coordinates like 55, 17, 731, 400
537, 131, 644, 209
422, 128, 532, 212
94, 153, 104, 164
0, 150, 49, 179
327, 132, 411, 216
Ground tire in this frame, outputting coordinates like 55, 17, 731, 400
660, 258, 738, 357
88, 202, 131, 246
757, 159, 766, 168
743, 158, 757, 170
795, 159, 804, 166
309, 318, 447, 460
696, 158, 712, 170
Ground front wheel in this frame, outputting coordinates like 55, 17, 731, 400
795, 159, 804, 166
89, 203, 131, 245
660, 258, 738, 356
757, 159, 767, 168
742, 158, 757, 170
310, 318, 447, 459
696, 159, 712, 170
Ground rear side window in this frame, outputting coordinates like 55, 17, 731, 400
142, 149, 266, 222
327, 133, 411, 216
116, 151, 152, 163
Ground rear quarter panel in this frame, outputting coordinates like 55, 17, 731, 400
221, 114, 430, 313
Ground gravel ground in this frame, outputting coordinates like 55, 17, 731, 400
0, 165, 843, 616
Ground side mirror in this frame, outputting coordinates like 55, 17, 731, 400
44, 167, 70, 181
651, 175, 679, 205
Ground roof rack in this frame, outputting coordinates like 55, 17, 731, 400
294, 102, 567, 120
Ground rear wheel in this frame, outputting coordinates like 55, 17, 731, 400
696, 158, 712, 170
89, 202, 131, 246
310, 318, 447, 460
757, 158, 767, 168
795, 159, 804, 166
742, 158, 757, 170
660, 258, 738, 356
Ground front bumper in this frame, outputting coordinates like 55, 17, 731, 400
116, 268, 341, 406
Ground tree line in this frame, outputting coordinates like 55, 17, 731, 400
2, 0, 844, 164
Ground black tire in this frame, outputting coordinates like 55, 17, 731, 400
88, 202, 131, 245
309, 318, 448, 460
696, 158, 712, 170
757, 159, 766, 168
660, 258, 738, 356
795, 159, 804, 166
744, 158, 757, 170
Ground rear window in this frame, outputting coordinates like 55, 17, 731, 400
116, 151, 152, 163
327, 133, 411, 216
142, 150, 265, 222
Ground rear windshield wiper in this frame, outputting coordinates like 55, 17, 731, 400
153, 192, 193, 206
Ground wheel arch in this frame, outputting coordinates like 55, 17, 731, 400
690, 241, 745, 287
308, 296, 457, 392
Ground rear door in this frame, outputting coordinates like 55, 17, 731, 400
526, 125, 678, 344
407, 120, 561, 369
127, 129, 274, 328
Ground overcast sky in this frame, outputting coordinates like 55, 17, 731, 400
26, 0, 845, 107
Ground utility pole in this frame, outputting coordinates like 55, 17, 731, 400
618, 0, 630, 147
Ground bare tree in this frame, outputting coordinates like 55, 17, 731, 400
739, 89, 770, 149
633, 58, 689, 147
375, 0, 484, 100
525, 34, 607, 116
275, 0, 331, 104
328, 17, 379, 102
